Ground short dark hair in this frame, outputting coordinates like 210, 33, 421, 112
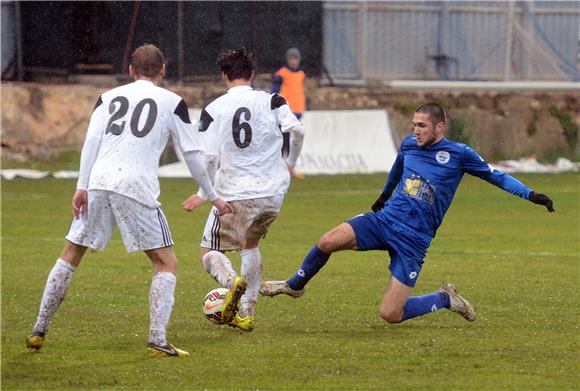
415, 102, 447, 124
217, 48, 255, 81
131, 44, 164, 78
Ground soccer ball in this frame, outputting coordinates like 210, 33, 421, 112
202, 287, 228, 324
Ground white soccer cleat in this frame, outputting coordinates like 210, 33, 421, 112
259, 281, 304, 298
440, 283, 476, 322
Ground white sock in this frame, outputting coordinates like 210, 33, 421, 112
202, 251, 237, 289
31, 258, 77, 335
148, 272, 176, 346
240, 248, 262, 317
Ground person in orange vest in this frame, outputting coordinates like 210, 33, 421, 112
272, 47, 306, 179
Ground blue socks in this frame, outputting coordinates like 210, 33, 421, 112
402, 292, 450, 321
287, 245, 330, 290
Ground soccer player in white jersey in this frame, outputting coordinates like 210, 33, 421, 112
25, 44, 232, 357
182, 48, 305, 331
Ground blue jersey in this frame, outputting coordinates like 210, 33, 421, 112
379, 136, 533, 238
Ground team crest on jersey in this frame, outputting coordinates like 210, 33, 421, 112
435, 151, 451, 164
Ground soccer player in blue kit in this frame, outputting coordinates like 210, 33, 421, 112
260, 102, 554, 323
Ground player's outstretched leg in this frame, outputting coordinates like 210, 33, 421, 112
147, 271, 189, 357
221, 276, 247, 324
27, 258, 77, 351
260, 244, 330, 297
439, 283, 476, 321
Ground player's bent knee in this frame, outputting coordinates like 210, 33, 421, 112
380, 308, 403, 324
146, 247, 178, 273
317, 234, 333, 253
318, 231, 342, 253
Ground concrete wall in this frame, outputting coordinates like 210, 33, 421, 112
2, 79, 578, 163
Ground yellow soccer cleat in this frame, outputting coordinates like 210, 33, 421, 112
221, 276, 247, 324
26, 333, 45, 351
147, 343, 190, 357
228, 313, 254, 332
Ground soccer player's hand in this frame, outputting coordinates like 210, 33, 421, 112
182, 194, 206, 212
287, 164, 305, 180
529, 191, 555, 212
371, 192, 389, 212
72, 189, 88, 219
211, 198, 234, 216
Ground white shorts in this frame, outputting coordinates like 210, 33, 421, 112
201, 195, 284, 251
66, 190, 173, 253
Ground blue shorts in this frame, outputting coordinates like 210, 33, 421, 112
347, 212, 432, 287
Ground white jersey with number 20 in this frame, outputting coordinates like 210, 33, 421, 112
86, 80, 200, 207
198, 85, 301, 201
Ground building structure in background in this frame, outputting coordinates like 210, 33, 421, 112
2, 1, 578, 83
324, 1, 579, 83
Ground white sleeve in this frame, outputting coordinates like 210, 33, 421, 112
170, 99, 201, 154
196, 155, 219, 200
76, 98, 105, 190
182, 150, 217, 201
272, 94, 301, 132
286, 124, 305, 167
197, 107, 219, 155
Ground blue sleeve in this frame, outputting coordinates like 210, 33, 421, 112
271, 74, 283, 93
382, 151, 404, 198
462, 146, 533, 200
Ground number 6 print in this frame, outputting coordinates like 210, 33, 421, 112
232, 107, 252, 148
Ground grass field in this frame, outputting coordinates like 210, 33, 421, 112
2, 174, 579, 390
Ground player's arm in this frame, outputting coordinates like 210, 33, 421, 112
182, 153, 219, 211
73, 96, 105, 218
184, 106, 221, 208
371, 151, 404, 212
286, 124, 305, 173
271, 93, 304, 173
463, 146, 555, 212
170, 100, 232, 215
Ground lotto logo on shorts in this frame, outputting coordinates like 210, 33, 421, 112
409, 271, 417, 279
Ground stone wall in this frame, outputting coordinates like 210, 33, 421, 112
2, 77, 578, 163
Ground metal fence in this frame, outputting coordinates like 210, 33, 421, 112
323, 1, 580, 83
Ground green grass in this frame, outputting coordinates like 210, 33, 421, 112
1, 150, 82, 171
2, 174, 579, 390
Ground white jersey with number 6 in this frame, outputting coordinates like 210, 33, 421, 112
198, 85, 301, 201
86, 80, 200, 207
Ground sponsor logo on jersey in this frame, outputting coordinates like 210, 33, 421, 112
404, 175, 435, 205
435, 151, 451, 164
